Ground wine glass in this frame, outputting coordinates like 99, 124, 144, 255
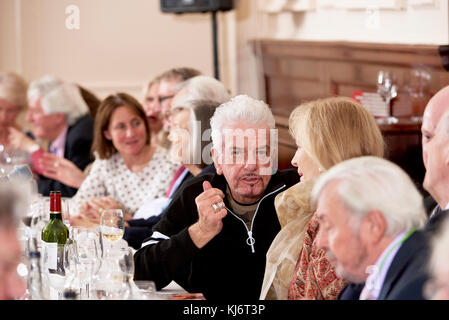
61, 197, 71, 227
91, 245, 132, 300
62, 242, 80, 299
72, 227, 101, 299
377, 70, 399, 124
100, 209, 124, 258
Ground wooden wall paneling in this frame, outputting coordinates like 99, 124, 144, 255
252, 39, 449, 188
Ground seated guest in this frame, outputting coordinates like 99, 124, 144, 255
133, 95, 300, 300
123, 76, 230, 249
261, 97, 385, 300
0, 182, 27, 299
124, 100, 219, 249
143, 67, 201, 148
315, 156, 429, 300
420, 86, 449, 231
425, 217, 449, 299
28, 86, 101, 190
0, 72, 28, 151
70, 93, 178, 224
8, 75, 94, 197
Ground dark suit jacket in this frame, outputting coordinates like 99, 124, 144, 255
426, 205, 449, 234
339, 231, 430, 300
37, 114, 94, 197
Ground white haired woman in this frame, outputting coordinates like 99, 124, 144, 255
260, 97, 385, 300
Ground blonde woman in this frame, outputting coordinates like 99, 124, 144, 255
260, 96, 385, 300
0, 72, 28, 149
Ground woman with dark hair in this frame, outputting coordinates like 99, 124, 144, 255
70, 93, 178, 224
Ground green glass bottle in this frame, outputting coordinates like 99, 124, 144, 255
41, 191, 69, 275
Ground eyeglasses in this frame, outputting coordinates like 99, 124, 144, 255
158, 95, 175, 104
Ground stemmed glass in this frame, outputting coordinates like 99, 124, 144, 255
61, 197, 71, 227
72, 227, 101, 299
100, 209, 125, 258
377, 70, 399, 124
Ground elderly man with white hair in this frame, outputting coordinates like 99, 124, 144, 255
134, 95, 300, 300
314, 156, 430, 300
9, 75, 94, 197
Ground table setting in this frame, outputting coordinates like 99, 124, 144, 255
17, 194, 203, 300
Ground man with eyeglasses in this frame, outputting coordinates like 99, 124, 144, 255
142, 68, 200, 149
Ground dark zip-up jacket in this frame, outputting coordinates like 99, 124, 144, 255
134, 169, 300, 300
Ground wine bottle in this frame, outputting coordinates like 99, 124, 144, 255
41, 191, 69, 275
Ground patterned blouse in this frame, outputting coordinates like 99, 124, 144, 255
70, 146, 179, 217
288, 213, 347, 300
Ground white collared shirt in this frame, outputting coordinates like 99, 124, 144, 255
359, 231, 407, 300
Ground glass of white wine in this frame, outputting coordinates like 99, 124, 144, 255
100, 209, 124, 258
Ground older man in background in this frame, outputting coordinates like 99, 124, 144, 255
142, 67, 201, 148
9, 75, 94, 197
421, 86, 449, 230
315, 156, 429, 300
134, 95, 299, 300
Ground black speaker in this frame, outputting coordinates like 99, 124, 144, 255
160, 0, 234, 13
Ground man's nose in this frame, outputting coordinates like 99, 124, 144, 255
244, 152, 258, 170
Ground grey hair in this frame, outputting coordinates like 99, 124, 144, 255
172, 75, 231, 110
311, 156, 427, 236
27, 75, 89, 125
210, 95, 275, 154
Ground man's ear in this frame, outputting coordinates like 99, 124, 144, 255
360, 210, 387, 245
211, 148, 223, 175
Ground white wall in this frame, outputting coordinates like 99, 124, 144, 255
232, 0, 449, 100
257, 0, 449, 44
0, 0, 234, 100
1, 0, 448, 103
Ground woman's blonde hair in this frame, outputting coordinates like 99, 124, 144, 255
0, 72, 28, 110
289, 96, 384, 170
